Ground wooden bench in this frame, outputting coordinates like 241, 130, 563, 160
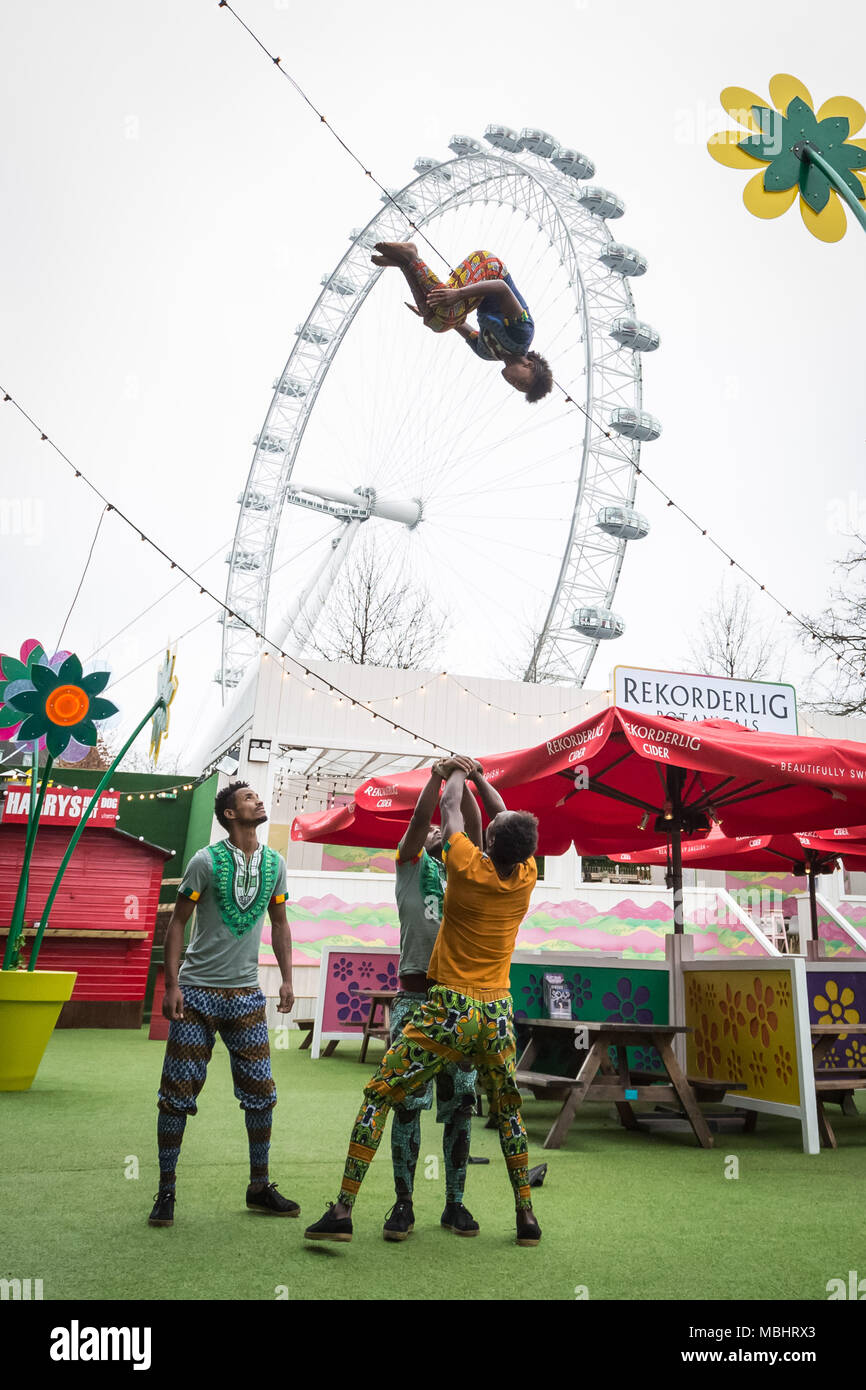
815, 1078, 866, 1148
295, 1018, 315, 1051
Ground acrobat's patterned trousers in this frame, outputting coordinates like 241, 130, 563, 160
340, 986, 531, 1211
157, 985, 276, 1189
406, 249, 507, 331
388, 991, 478, 1205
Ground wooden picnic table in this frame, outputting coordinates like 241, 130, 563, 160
515, 1019, 722, 1151
810, 1024, 866, 1149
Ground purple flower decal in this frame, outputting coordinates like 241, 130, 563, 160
571, 974, 592, 1012
521, 973, 544, 1009
336, 979, 371, 1025
332, 956, 354, 982
357, 959, 375, 979
602, 977, 653, 1025
376, 962, 399, 990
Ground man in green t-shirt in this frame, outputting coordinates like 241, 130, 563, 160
148, 781, 298, 1228
384, 759, 483, 1242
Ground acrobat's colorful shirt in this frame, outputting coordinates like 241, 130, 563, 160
177, 840, 287, 988
394, 848, 446, 977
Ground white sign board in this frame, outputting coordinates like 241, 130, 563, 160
613, 666, 798, 735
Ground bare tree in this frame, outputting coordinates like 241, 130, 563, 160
301, 539, 447, 670
687, 584, 787, 681
802, 537, 866, 715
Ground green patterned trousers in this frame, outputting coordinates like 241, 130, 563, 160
389, 991, 477, 1204
341, 986, 531, 1211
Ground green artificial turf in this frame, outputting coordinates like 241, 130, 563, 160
1, 1027, 864, 1302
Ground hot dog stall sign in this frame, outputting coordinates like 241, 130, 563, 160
0, 783, 119, 827
613, 667, 798, 735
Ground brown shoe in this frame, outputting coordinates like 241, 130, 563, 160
516, 1209, 541, 1246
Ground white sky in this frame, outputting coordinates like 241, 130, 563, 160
2, 0, 865, 770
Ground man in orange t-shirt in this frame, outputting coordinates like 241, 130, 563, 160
305, 757, 541, 1248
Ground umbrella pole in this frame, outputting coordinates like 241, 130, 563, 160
807, 855, 819, 948
668, 767, 685, 936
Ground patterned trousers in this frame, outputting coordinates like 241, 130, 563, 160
157, 985, 276, 1187
408, 249, 507, 332
341, 986, 531, 1211
389, 991, 477, 1204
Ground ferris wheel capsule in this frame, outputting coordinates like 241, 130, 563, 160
551, 146, 596, 179
320, 273, 357, 296
608, 408, 662, 442
448, 134, 484, 156
609, 317, 660, 352
484, 123, 522, 152
595, 506, 650, 540
572, 607, 625, 639
576, 186, 625, 219
599, 243, 648, 276
350, 227, 380, 250
296, 322, 333, 345
273, 377, 308, 398
413, 156, 451, 180
518, 128, 559, 158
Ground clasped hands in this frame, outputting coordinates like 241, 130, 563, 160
432, 755, 483, 781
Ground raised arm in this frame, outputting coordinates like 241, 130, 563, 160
439, 767, 468, 845
470, 766, 507, 822
461, 783, 483, 848
397, 769, 444, 861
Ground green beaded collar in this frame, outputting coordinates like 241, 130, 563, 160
207, 841, 280, 938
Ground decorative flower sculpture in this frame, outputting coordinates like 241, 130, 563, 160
0, 640, 69, 741
708, 73, 866, 241
0, 647, 117, 761
149, 648, 178, 763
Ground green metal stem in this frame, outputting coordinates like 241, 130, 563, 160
3, 753, 55, 969
27, 700, 164, 971
802, 145, 866, 235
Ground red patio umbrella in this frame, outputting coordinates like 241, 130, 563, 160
608, 825, 866, 940
293, 709, 866, 931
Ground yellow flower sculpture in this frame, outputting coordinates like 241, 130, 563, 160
149, 648, 178, 764
708, 73, 866, 241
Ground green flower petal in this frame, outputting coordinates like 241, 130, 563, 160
67, 720, 97, 747
784, 96, 818, 137
763, 151, 801, 191
81, 670, 111, 697
835, 144, 866, 171
16, 713, 51, 741
85, 697, 117, 722
799, 160, 831, 212
6, 689, 44, 715
816, 115, 851, 149
0, 657, 31, 684
57, 653, 84, 686
46, 725, 72, 758
29, 663, 58, 693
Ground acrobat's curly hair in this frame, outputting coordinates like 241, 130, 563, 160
492, 811, 539, 865
525, 351, 553, 405
214, 780, 249, 830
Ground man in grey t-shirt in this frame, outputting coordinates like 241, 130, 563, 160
148, 781, 298, 1228
383, 758, 483, 1243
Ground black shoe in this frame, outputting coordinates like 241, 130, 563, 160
441, 1202, 480, 1237
516, 1209, 542, 1247
246, 1181, 300, 1217
148, 1189, 176, 1227
304, 1202, 353, 1243
528, 1162, 548, 1188
383, 1198, 415, 1242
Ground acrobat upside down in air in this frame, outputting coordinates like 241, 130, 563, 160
371, 242, 553, 404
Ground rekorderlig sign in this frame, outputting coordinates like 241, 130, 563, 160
613, 666, 798, 735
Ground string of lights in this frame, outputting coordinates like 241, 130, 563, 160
217, 3, 864, 695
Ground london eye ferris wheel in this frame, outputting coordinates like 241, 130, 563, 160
220, 123, 660, 703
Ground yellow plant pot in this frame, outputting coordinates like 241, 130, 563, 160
0, 970, 77, 1091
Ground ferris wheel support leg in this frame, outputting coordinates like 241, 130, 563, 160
277, 520, 363, 653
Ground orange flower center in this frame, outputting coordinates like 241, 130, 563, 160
45, 684, 89, 727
